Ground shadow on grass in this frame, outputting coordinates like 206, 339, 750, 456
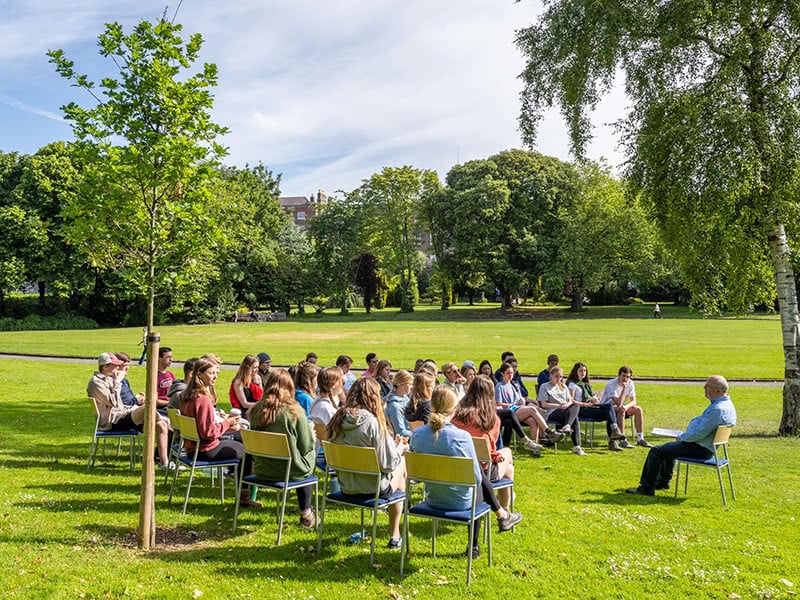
577, 488, 689, 506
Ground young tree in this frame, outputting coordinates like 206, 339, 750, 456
360, 166, 440, 312
517, 1, 800, 434
352, 252, 381, 313
49, 18, 229, 547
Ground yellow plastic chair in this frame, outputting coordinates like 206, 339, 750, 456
87, 398, 140, 471
168, 415, 241, 515
400, 451, 492, 586
233, 429, 319, 543
674, 425, 735, 506
471, 436, 514, 535
316, 441, 405, 566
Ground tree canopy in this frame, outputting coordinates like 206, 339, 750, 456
517, 0, 800, 433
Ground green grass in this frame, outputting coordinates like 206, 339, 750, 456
0, 304, 784, 379
0, 357, 798, 599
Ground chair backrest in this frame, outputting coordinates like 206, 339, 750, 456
321, 441, 380, 475
713, 425, 733, 445
471, 436, 492, 462
240, 429, 291, 459
313, 422, 328, 442
176, 415, 200, 442
405, 452, 477, 486
167, 408, 181, 431
88, 397, 100, 416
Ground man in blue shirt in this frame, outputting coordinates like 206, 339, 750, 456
536, 354, 559, 393
626, 375, 736, 496
493, 352, 530, 398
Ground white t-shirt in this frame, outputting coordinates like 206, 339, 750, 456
600, 378, 636, 405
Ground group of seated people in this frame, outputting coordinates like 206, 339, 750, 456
86, 347, 654, 557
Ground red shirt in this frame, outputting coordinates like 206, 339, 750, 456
179, 393, 230, 453
228, 380, 263, 410
452, 415, 502, 466
157, 370, 176, 402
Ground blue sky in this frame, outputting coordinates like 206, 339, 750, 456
0, 0, 626, 197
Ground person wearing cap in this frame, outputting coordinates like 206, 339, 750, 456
441, 361, 466, 401
87, 352, 170, 467
256, 352, 272, 386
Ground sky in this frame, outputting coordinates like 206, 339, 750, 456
0, 0, 627, 198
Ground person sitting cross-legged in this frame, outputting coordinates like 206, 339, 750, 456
537, 366, 585, 456
567, 362, 627, 451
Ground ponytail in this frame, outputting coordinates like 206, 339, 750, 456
428, 385, 457, 444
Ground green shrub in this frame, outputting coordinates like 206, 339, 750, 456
0, 313, 98, 331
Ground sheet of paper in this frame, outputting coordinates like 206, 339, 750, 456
652, 427, 682, 437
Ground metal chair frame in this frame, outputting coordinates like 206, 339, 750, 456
674, 425, 735, 506
168, 414, 241, 515
233, 429, 319, 543
87, 398, 140, 471
400, 451, 492, 586
316, 441, 405, 566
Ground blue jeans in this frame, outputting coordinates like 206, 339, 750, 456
578, 404, 618, 437
638, 441, 711, 492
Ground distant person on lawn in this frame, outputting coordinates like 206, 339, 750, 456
626, 375, 736, 496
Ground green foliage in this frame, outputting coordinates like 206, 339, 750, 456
0, 205, 48, 307
386, 272, 419, 308
0, 313, 97, 331
360, 166, 440, 312
48, 18, 229, 330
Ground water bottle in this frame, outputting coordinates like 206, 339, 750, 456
347, 532, 362, 544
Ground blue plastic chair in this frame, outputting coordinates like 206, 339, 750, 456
401, 451, 492, 586
674, 425, 735, 506
233, 429, 318, 543
87, 398, 140, 471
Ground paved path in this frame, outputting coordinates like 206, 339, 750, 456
0, 352, 783, 386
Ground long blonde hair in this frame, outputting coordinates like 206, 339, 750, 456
183, 358, 217, 406
428, 385, 457, 443
251, 369, 298, 427
234, 354, 258, 387
327, 377, 387, 440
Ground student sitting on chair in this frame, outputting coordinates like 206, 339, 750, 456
411, 385, 523, 559
250, 369, 316, 528
327, 377, 408, 549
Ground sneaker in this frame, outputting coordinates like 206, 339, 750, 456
523, 438, 544, 454
497, 511, 523, 532
558, 425, 572, 435
544, 429, 565, 443
618, 439, 635, 449
625, 486, 654, 496
637, 438, 653, 448
609, 424, 626, 440
387, 537, 402, 550
572, 446, 587, 456
607, 440, 623, 452
465, 544, 480, 559
300, 512, 316, 530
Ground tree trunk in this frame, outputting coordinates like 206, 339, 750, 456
38, 281, 46, 306
571, 290, 584, 311
769, 221, 800, 435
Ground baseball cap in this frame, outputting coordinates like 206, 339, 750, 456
98, 352, 123, 367
462, 360, 475, 369
257, 352, 271, 363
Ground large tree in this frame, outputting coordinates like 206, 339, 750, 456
360, 166, 440, 312
517, 0, 800, 434
49, 18, 229, 546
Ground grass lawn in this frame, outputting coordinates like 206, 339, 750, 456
0, 357, 798, 599
0, 304, 784, 379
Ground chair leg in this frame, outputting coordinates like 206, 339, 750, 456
674, 463, 680, 499
87, 436, 98, 471
432, 519, 438, 557
168, 457, 181, 504
683, 464, 689, 494
182, 459, 198, 515
466, 519, 474, 587
486, 512, 493, 567
726, 464, 735, 501
400, 502, 409, 576
716, 466, 727, 507
277, 486, 290, 545
369, 505, 378, 567
232, 461, 246, 533
316, 492, 327, 554
129, 436, 135, 471
116, 437, 123, 456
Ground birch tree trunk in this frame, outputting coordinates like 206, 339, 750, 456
768, 221, 800, 435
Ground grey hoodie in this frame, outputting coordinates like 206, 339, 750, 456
332, 408, 401, 495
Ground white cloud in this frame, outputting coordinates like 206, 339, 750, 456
0, 0, 628, 194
